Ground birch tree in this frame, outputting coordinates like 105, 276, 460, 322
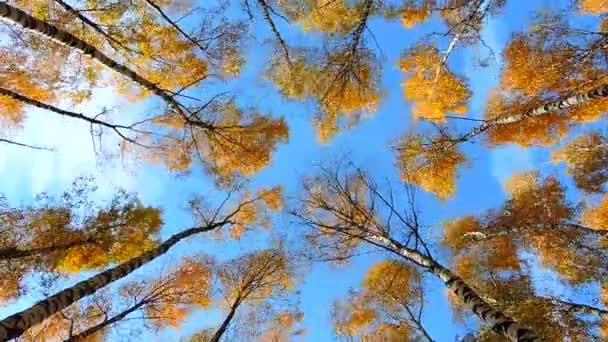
292, 163, 539, 341
0, 185, 283, 340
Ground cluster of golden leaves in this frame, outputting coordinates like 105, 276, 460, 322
269, 54, 380, 143
221, 49, 244, 79
229, 186, 283, 239
137, 103, 289, 180
503, 172, 573, 227
363, 260, 420, 303
397, 133, 466, 199
400, 44, 471, 121
217, 249, 293, 305
400, 5, 431, 28
299, 0, 361, 34
200, 111, 289, 178
58, 206, 163, 272
581, 194, 608, 230
551, 131, 608, 193
501, 37, 574, 96
143, 256, 213, 330
0, 50, 55, 128
580, 0, 608, 13
442, 215, 481, 250
333, 260, 418, 339
258, 311, 306, 341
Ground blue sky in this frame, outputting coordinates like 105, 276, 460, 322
0, 0, 604, 340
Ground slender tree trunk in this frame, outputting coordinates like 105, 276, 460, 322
210, 297, 242, 342
455, 84, 608, 144
368, 234, 540, 342
0, 222, 225, 341
66, 299, 149, 341
0, 2, 183, 115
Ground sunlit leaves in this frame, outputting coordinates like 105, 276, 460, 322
0, 50, 55, 128
57, 204, 163, 272
503, 171, 574, 227
363, 260, 420, 304
259, 186, 284, 211
268, 52, 380, 143
137, 101, 289, 181
333, 260, 421, 340
580, 0, 608, 14
400, 4, 431, 28
0, 183, 162, 301
141, 255, 213, 330
442, 216, 481, 250
221, 49, 244, 79
501, 37, 574, 96
217, 249, 293, 305
400, 44, 471, 121
396, 132, 465, 199
299, 0, 361, 34
202, 111, 289, 178
551, 131, 608, 193
258, 310, 306, 341
581, 194, 608, 231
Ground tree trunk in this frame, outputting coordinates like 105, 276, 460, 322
66, 299, 149, 341
368, 234, 540, 342
456, 84, 608, 143
0, 2, 183, 115
210, 297, 242, 342
0, 222, 225, 341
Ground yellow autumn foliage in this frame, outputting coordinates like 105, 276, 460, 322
363, 260, 419, 302
145, 256, 213, 329
551, 131, 608, 193
442, 216, 481, 250
503, 171, 539, 197
259, 186, 284, 211
580, 194, 608, 231
335, 308, 377, 336
231, 200, 257, 239
0, 51, 55, 128
400, 5, 431, 28
580, 0, 608, 13
269, 53, 380, 143
397, 133, 465, 200
400, 44, 471, 121
501, 37, 574, 96
221, 49, 244, 78
299, 0, 360, 34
